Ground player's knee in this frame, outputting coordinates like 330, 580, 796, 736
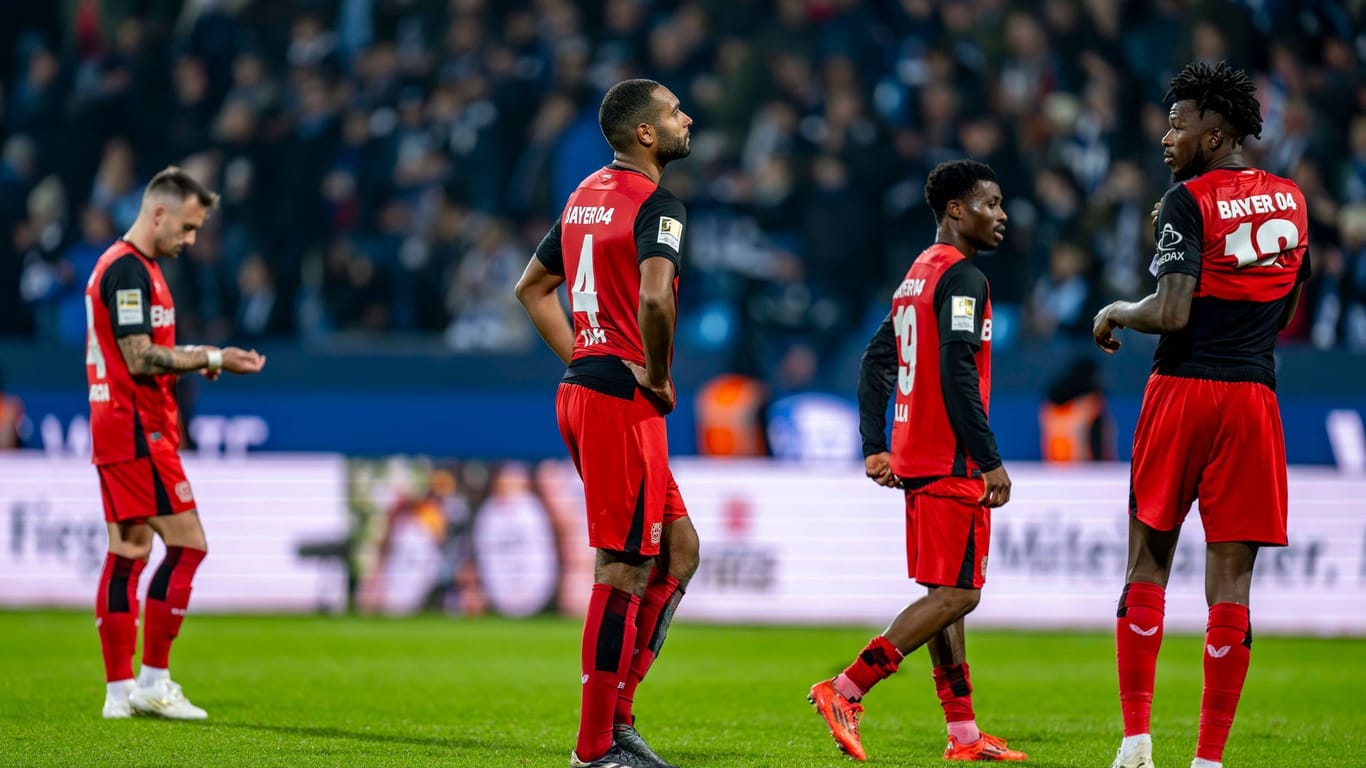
110, 540, 153, 561
935, 586, 981, 617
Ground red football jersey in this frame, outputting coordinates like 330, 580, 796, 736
84, 240, 181, 465
535, 166, 686, 366
1150, 167, 1310, 385
889, 244, 994, 479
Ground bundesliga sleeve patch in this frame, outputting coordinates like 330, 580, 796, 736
656, 216, 682, 251
115, 289, 144, 326
951, 296, 976, 332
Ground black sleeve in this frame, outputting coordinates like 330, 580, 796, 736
1296, 247, 1312, 284
932, 262, 1000, 471
1149, 184, 1203, 279
99, 254, 152, 337
533, 220, 564, 276
857, 311, 897, 458
633, 187, 685, 274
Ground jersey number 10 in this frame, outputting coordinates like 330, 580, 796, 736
1224, 218, 1300, 268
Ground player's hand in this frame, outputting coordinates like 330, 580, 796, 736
622, 360, 675, 414
1092, 304, 1123, 354
979, 465, 1011, 508
222, 347, 267, 375
1150, 199, 1162, 225
864, 452, 899, 488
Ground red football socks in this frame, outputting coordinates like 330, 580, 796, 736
95, 553, 145, 682
1116, 581, 1166, 736
141, 546, 205, 669
577, 584, 640, 761
1197, 602, 1252, 763
933, 662, 976, 726
834, 635, 903, 701
615, 573, 683, 724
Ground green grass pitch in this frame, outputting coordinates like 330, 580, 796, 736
1, 611, 1362, 767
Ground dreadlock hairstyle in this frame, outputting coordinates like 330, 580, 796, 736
925, 159, 998, 223
1165, 61, 1263, 144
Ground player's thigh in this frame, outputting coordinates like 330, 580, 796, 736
909, 478, 990, 589
1199, 383, 1288, 546
1130, 374, 1212, 532
573, 387, 668, 557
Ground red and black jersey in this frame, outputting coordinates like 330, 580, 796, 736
1150, 168, 1310, 388
84, 240, 181, 465
535, 165, 685, 399
859, 244, 1000, 481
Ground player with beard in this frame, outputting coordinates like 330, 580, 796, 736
515, 79, 700, 768
1094, 62, 1310, 768
808, 160, 1026, 762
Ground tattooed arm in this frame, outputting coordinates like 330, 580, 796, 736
117, 335, 213, 375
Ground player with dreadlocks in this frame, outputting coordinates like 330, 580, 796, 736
1094, 61, 1311, 768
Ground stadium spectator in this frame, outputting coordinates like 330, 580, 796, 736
0, 0, 1359, 386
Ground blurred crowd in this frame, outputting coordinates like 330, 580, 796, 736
1, 0, 1363, 389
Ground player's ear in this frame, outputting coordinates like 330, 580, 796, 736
946, 198, 962, 221
637, 121, 655, 148
1209, 126, 1224, 151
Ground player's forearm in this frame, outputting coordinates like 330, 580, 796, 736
117, 336, 211, 375
639, 292, 674, 386
1111, 273, 1196, 334
857, 317, 897, 456
520, 292, 574, 364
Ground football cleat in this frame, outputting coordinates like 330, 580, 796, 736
128, 679, 207, 720
1110, 734, 1154, 768
613, 722, 679, 768
945, 733, 1028, 761
569, 744, 653, 767
101, 692, 133, 719
808, 679, 867, 761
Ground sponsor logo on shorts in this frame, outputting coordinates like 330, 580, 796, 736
175, 481, 193, 502
980, 554, 988, 578
581, 674, 590, 685
650, 521, 663, 546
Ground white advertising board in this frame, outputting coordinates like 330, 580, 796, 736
552, 460, 1365, 636
0, 454, 349, 612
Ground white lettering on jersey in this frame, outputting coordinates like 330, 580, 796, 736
151, 305, 175, 328
88, 383, 111, 402
981, 318, 992, 342
565, 206, 616, 226
656, 216, 682, 251
1216, 193, 1297, 220
951, 296, 976, 332
894, 278, 925, 298
115, 289, 143, 326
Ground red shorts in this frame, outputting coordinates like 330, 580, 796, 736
557, 383, 687, 557
1131, 373, 1288, 546
904, 476, 991, 589
97, 451, 197, 524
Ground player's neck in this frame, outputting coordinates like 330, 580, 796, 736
933, 231, 976, 260
1200, 151, 1246, 175
122, 227, 158, 260
610, 154, 663, 184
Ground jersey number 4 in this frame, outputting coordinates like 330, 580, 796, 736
1225, 218, 1300, 268
84, 295, 107, 379
571, 234, 606, 346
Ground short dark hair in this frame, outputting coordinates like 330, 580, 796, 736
1165, 61, 1263, 143
599, 79, 663, 153
925, 159, 998, 222
145, 166, 219, 209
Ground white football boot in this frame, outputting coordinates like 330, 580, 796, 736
101, 681, 134, 719
1111, 734, 1154, 768
129, 678, 208, 720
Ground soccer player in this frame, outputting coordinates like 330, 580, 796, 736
1093, 62, 1310, 768
514, 79, 701, 768
87, 167, 266, 720
808, 159, 1026, 762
